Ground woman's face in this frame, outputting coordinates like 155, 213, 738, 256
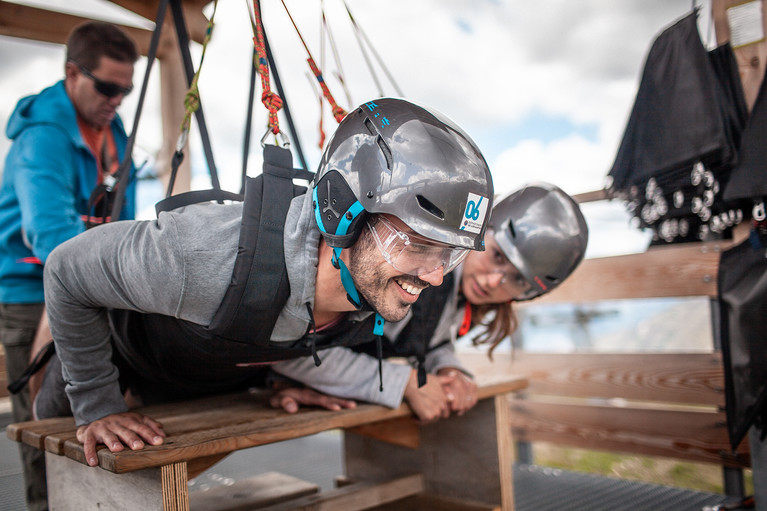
460, 231, 532, 305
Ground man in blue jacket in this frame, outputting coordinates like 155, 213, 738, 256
0, 21, 138, 510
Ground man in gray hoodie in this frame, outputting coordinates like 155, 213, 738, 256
37, 98, 494, 467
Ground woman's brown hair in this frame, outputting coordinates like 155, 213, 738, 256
469, 301, 518, 358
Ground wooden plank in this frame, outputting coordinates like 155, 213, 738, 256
345, 416, 421, 449
712, 0, 767, 111
257, 474, 425, 511
460, 352, 725, 406
367, 493, 501, 511
9, 376, 527, 473
572, 189, 609, 203
5, 417, 75, 450
189, 472, 319, 511
529, 241, 729, 304
509, 400, 750, 468
0, 2, 156, 55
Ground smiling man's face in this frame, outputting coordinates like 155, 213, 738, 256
346, 215, 447, 322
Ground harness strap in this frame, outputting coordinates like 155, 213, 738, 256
108, 0, 169, 222
7, 341, 55, 395
167, 0, 221, 195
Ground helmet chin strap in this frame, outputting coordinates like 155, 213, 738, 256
313, 188, 385, 338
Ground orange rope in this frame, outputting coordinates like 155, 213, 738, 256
279, 0, 347, 122
250, 1, 283, 134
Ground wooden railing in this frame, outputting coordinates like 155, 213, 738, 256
460, 207, 751, 497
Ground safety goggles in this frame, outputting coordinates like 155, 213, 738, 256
367, 216, 469, 277
76, 63, 133, 98
482, 230, 533, 296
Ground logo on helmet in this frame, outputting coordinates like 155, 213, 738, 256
461, 193, 489, 234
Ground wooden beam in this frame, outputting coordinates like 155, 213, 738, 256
463, 352, 726, 406
188, 472, 320, 510
107, 0, 211, 44
528, 239, 730, 304
257, 474, 425, 511
572, 188, 609, 204
0, 2, 155, 55
0, 1, 210, 53
510, 400, 749, 468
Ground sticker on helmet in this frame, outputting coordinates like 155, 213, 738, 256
461, 193, 489, 234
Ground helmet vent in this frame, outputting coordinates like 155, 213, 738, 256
416, 195, 445, 220
376, 136, 393, 171
363, 117, 377, 136
507, 219, 517, 239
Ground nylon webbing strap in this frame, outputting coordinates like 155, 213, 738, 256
169, 0, 220, 192
109, 0, 169, 221
207, 145, 296, 337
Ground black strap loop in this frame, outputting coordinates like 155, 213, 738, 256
7, 341, 55, 394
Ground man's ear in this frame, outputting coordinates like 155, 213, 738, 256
64, 61, 79, 82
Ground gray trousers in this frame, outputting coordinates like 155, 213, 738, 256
751, 427, 767, 510
0, 302, 48, 511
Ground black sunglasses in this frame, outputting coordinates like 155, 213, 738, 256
74, 62, 133, 98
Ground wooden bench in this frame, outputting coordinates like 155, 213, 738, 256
6, 372, 527, 511
460, 236, 752, 499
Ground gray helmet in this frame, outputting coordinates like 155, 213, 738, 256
490, 182, 588, 300
313, 98, 493, 251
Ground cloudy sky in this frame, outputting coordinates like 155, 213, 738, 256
0, 0, 716, 256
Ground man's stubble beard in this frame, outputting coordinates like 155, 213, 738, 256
346, 227, 413, 322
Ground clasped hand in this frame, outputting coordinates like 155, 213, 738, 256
404, 367, 478, 424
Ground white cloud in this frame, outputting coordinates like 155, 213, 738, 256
491, 134, 610, 196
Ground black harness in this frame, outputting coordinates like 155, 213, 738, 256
107, 146, 382, 400
351, 272, 455, 385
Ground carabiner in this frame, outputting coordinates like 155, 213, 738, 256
260, 128, 290, 149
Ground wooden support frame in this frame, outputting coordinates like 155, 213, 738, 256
344, 395, 517, 511
9, 377, 526, 510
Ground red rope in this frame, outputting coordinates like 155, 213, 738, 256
306, 57, 346, 122
279, 0, 346, 123
251, 1, 283, 134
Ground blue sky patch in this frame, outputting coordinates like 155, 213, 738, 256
471, 111, 599, 163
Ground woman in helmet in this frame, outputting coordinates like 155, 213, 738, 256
273, 182, 588, 423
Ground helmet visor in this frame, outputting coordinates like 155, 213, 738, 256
368, 216, 469, 277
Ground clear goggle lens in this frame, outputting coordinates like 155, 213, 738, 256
484, 230, 534, 297
367, 217, 469, 277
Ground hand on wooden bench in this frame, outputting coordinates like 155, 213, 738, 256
76, 386, 358, 467
76, 411, 166, 467
270, 386, 357, 414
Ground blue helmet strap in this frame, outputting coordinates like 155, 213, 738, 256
313, 188, 386, 390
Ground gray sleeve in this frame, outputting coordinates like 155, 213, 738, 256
271, 348, 413, 409
423, 342, 472, 377
43, 206, 237, 425
43, 218, 188, 424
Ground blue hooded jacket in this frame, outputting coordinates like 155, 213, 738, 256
0, 80, 136, 304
